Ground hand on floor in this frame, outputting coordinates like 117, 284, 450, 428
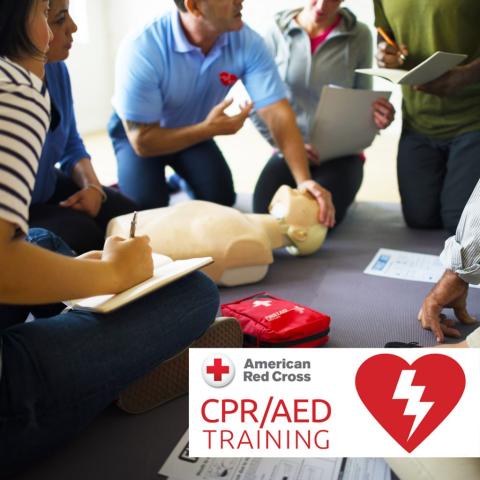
418, 270, 477, 343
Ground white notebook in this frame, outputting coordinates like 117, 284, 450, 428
65, 254, 213, 313
356, 51, 467, 85
310, 86, 391, 163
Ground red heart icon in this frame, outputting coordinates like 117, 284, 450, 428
355, 354, 465, 453
219, 71, 238, 86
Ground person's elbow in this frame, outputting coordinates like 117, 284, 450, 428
127, 129, 155, 158
122, 121, 158, 158
258, 99, 296, 132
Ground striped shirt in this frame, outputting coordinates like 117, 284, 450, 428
440, 179, 480, 285
0, 58, 50, 383
0, 57, 51, 234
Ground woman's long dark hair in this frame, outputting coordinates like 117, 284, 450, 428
0, 0, 42, 59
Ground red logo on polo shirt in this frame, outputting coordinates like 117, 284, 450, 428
219, 71, 238, 86
355, 354, 465, 452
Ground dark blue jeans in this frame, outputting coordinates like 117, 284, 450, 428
398, 129, 480, 234
253, 152, 364, 226
0, 230, 219, 474
108, 114, 235, 209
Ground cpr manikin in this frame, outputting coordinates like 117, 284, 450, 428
107, 186, 327, 286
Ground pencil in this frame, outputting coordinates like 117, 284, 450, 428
377, 27, 407, 61
129, 211, 137, 238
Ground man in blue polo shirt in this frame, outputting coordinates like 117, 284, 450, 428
108, 0, 335, 227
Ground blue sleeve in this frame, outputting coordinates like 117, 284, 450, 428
240, 27, 287, 110
57, 64, 90, 175
112, 32, 164, 124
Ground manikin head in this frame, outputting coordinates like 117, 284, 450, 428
269, 185, 328, 256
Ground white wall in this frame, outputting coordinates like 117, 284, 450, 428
105, 0, 374, 53
66, 0, 112, 133
68, 0, 401, 134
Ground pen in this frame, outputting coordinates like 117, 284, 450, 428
129, 211, 137, 238
377, 27, 407, 62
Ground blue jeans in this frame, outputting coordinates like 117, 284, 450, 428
0, 230, 219, 474
398, 129, 480, 234
108, 113, 236, 209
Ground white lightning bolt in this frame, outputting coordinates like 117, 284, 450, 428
393, 370, 434, 440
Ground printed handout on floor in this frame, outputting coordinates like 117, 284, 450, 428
158, 430, 392, 480
364, 248, 479, 288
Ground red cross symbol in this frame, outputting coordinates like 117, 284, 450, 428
206, 358, 230, 382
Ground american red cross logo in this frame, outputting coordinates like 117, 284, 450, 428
206, 358, 230, 382
202, 353, 235, 388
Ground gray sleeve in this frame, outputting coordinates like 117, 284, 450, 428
262, 23, 277, 58
440, 180, 480, 285
353, 24, 373, 90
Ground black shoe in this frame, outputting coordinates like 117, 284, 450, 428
384, 341, 422, 348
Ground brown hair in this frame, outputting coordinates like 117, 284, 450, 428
0, 0, 43, 59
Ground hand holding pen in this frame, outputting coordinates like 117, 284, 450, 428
101, 211, 153, 290
376, 27, 408, 68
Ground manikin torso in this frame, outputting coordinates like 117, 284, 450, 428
107, 187, 327, 286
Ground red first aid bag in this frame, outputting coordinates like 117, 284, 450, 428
221, 292, 330, 348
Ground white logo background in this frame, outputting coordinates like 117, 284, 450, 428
189, 349, 480, 458
202, 353, 235, 388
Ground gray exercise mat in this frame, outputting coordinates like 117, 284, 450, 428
220, 201, 479, 347
12, 202, 479, 480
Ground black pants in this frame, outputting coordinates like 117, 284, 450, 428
253, 152, 364, 226
397, 129, 480, 234
29, 171, 137, 254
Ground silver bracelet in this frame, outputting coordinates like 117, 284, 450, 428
85, 183, 107, 203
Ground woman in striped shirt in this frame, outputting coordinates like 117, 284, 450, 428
0, 0, 218, 473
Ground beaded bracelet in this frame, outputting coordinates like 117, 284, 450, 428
86, 183, 107, 203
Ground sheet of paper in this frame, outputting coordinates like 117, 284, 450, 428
356, 51, 467, 86
355, 67, 408, 84
158, 430, 391, 480
340, 458, 391, 480
310, 86, 391, 163
364, 248, 479, 288
65, 255, 213, 312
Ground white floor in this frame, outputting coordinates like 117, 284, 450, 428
85, 119, 401, 204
